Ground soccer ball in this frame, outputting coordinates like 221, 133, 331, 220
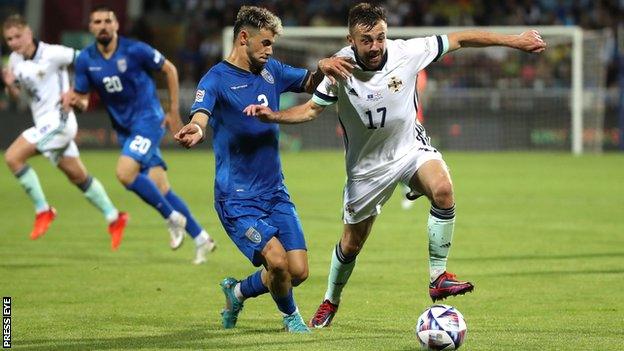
415, 304, 467, 350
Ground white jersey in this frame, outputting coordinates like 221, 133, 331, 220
8, 41, 76, 124
313, 36, 448, 179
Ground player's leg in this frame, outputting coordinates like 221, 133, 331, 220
117, 155, 187, 247
148, 166, 216, 263
56, 147, 128, 250
311, 172, 398, 328
5, 134, 56, 239
409, 159, 474, 301
310, 217, 374, 328
260, 238, 309, 333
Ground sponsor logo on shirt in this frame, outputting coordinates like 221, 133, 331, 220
88, 66, 102, 71
260, 68, 274, 84
245, 227, 262, 244
195, 89, 205, 102
117, 58, 127, 73
230, 84, 248, 90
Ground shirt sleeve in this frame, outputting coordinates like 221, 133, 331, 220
312, 76, 338, 106
133, 41, 166, 71
189, 73, 218, 118
276, 60, 309, 93
73, 52, 90, 94
46, 44, 76, 67
402, 35, 449, 74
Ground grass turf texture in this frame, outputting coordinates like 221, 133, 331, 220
1, 151, 623, 350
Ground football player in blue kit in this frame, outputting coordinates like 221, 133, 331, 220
66, 5, 215, 264
175, 6, 354, 332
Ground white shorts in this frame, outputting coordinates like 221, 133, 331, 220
342, 146, 444, 224
22, 110, 79, 165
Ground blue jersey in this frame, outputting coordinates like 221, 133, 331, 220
190, 58, 309, 200
74, 36, 165, 132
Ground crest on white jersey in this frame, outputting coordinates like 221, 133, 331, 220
260, 68, 274, 84
117, 58, 127, 73
388, 76, 403, 93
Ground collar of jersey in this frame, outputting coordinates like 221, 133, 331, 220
24, 39, 40, 61
96, 36, 121, 61
222, 59, 270, 76
351, 47, 388, 71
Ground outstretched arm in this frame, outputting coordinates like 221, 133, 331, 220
161, 59, 183, 134
244, 99, 326, 124
304, 57, 355, 92
174, 112, 208, 149
447, 30, 546, 53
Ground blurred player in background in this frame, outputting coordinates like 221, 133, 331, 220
2, 14, 128, 248
175, 6, 353, 333
65, 6, 215, 264
244, 2, 546, 328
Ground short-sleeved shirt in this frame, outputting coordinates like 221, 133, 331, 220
9, 41, 75, 123
74, 36, 166, 133
189, 58, 309, 200
313, 36, 449, 179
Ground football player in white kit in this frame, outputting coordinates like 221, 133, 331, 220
2, 15, 128, 248
244, 3, 546, 328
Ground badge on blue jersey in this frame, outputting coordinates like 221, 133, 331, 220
260, 68, 274, 84
245, 227, 262, 244
117, 58, 127, 73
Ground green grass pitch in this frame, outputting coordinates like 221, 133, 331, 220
1, 150, 623, 350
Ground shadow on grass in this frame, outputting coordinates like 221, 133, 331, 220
17, 322, 388, 350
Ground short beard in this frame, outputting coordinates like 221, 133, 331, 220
96, 36, 113, 47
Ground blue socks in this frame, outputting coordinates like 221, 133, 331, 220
272, 288, 296, 316
165, 190, 202, 238
126, 173, 173, 218
240, 270, 269, 298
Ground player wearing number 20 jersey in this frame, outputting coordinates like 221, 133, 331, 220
74, 36, 166, 169
71, 5, 216, 264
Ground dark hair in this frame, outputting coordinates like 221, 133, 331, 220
348, 3, 386, 32
90, 5, 116, 17
3, 14, 28, 30
233, 6, 282, 39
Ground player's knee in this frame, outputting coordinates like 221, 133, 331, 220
432, 181, 454, 209
266, 253, 290, 278
4, 151, 16, 169
115, 167, 136, 186
290, 267, 309, 287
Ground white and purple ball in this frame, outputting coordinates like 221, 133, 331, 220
415, 304, 467, 350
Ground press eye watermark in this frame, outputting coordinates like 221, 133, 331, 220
3, 297, 10, 349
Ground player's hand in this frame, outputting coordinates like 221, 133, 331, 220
165, 110, 184, 135
2, 67, 15, 86
243, 104, 277, 123
61, 91, 74, 112
515, 30, 546, 53
318, 56, 355, 84
174, 123, 204, 149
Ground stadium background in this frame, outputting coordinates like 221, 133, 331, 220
0, 0, 623, 152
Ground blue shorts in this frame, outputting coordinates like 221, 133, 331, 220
118, 122, 167, 173
215, 188, 307, 267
